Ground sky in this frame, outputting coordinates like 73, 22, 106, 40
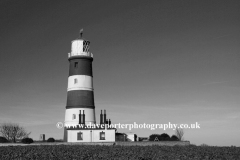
0, 0, 240, 146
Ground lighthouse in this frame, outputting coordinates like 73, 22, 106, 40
63, 30, 115, 142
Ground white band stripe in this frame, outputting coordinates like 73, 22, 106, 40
68, 75, 93, 91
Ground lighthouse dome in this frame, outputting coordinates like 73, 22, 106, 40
68, 39, 93, 58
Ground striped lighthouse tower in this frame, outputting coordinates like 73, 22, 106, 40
64, 30, 95, 141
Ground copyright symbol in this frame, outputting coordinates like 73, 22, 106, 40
56, 122, 63, 129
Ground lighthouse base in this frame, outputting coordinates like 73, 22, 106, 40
64, 128, 115, 142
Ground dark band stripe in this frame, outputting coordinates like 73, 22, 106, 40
66, 90, 95, 108
68, 56, 93, 77
66, 105, 95, 109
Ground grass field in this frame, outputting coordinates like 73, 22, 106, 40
0, 145, 240, 159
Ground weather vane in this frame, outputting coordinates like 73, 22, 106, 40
79, 28, 83, 38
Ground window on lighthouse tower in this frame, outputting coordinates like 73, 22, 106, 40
72, 114, 76, 120
74, 79, 78, 84
74, 62, 78, 68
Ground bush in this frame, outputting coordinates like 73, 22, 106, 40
149, 133, 171, 141
159, 133, 171, 141
21, 137, 34, 144
0, 136, 8, 143
170, 135, 179, 141
149, 134, 160, 141
47, 137, 55, 142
